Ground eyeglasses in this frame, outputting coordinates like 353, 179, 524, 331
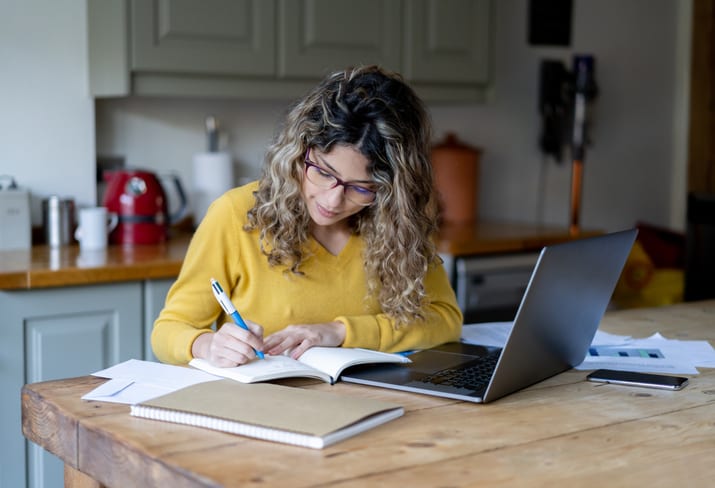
303, 150, 377, 206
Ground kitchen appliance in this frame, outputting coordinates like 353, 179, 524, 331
0, 176, 31, 250
102, 169, 187, 245
441, 252, 540, 323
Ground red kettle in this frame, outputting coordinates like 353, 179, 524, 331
102, 169, 187, 245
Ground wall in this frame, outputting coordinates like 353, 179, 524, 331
0, 0, 95, 225
429, 0, 688, 231
1, 0, 691, 233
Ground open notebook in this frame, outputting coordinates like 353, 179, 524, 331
190, 347, 410, 385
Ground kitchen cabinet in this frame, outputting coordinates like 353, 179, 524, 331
2, 280, 169, 488
143, 278, 174, 361
130, 0, 276, 77
88, 0, 492, 102
277, 1, 402, 78
403, 0, 491, 85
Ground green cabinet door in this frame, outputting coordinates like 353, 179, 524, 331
277, 0, 402, 78
1, 282, 142, 488
131, 0, 276, 76
404, 0, 491, 85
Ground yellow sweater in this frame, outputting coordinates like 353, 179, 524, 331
152, 182, 463, 364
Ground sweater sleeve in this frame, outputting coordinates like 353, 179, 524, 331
151, 189, 248, 364
336, 260, 463, 353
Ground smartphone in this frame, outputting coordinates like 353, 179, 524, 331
586, 369, 689, 391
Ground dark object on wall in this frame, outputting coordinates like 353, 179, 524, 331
570, 55, 598, 161
528, 0, 573, 46
538, 60, 571, 162
684, 192, 715, 301
536, 55, 598, 235
538, 56, 598, 163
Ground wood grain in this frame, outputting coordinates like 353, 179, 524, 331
0, 235, 190, 289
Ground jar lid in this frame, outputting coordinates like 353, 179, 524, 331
42, 195, 74, 208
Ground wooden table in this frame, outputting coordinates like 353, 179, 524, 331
22, 301, 715, 487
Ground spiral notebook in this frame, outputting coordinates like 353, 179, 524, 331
130, 379, 403, 449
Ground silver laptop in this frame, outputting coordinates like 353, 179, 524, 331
342, 229, 638, 403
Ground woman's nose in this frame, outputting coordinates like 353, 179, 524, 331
324, 184, 346, 206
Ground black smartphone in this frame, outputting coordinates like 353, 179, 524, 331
587, 369, 689, 391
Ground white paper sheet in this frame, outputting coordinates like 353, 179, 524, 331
461, 322, 715, 375
461, 322, 632, 349
575, 333, 715, 374
82, 359, 219, 404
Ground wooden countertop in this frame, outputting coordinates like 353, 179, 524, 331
0, 234, 191, 290
21, 301, 715, 487
0, 221, 598, 290
435, 220, 600, 255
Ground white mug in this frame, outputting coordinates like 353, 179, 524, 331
74, 207, 118, 251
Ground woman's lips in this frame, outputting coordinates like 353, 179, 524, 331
316, 202, 339, 219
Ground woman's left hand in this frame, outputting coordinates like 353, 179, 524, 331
263, 321, 346, 359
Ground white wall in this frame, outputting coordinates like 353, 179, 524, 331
1, 0, 691, 233
429, 0, 688, 231
0, 0, 95, 225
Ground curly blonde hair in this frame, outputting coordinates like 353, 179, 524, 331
245, 65, 439, 325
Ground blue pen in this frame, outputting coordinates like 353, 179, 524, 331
210, 278, 265, 359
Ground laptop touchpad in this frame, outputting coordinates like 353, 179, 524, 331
408, 343, 495, 374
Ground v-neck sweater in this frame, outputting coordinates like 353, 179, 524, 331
152, 182, 462, 365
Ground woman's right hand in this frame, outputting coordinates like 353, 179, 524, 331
191, 320, 264, 367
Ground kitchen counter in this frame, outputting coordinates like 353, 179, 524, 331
435, 220, 601, 256
0, 221, 599, 290
0, 234, 191, 290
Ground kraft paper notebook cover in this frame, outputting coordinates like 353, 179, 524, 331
130, 379, 404, 449
189, 347, 411, 385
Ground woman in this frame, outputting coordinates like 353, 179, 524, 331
152, 65, 463, 366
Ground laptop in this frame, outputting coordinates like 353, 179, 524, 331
342, 229, 638, 403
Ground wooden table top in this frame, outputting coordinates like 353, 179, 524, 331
1, 220, 596, 290
22, 301, 715, 488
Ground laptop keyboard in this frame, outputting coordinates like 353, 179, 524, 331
421, 352, 500, 392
